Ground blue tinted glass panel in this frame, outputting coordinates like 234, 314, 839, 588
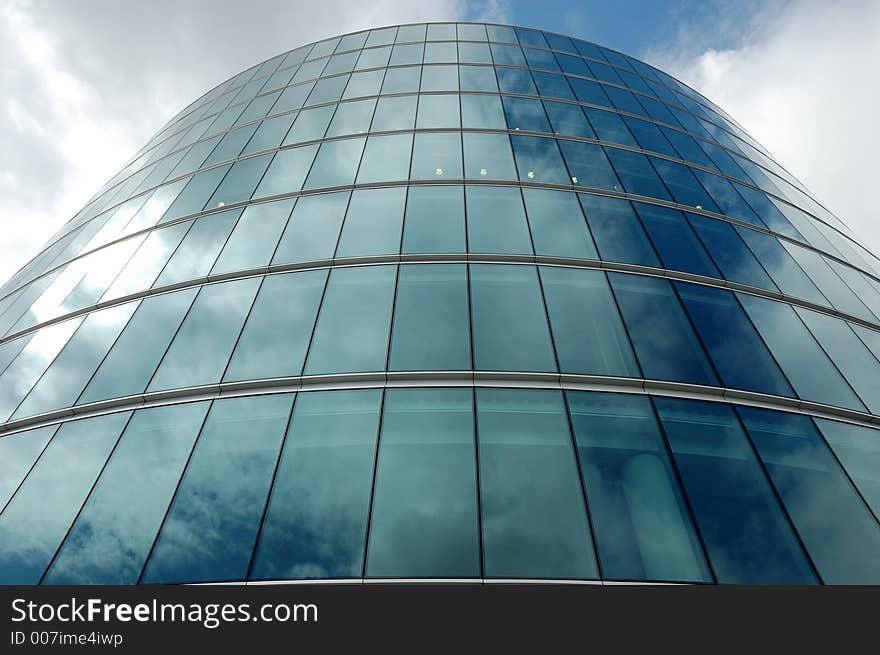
502, 96, 551, 133
470, 264, 556, 372
0, 425, 57, 510
634, 204, 719, 277
578, 194, 659, 266
655, 398, 817, 584
567, 392, 711, 582
463, 133, 517, 180
44, 402, 210, 584
336, 187, 406, 257
142, 394, 292, 583
273, 191, 348, 263
253, 145, 319, 198
523, 188, 597, 259
410, 132, 462, 180
402, 186, 466, 253
477, 388, 597, 579
389, 264, 470, 371
676, 282, 793, 396
466, 186, 532, 255
739, 407, 880, 584
303, 137, 365, 189
605, 148, 670, 200
366, 388, 479, 578
559, 141, 620, 190
688, 214, 777, 291
304, 265, 396, 374
460, 94, 506, 129
540, 267, 640, 377
371, 95, 417, 131
543, 102, 595, 138
510, 136, 570, 185
735, 227, 826, 305
251, 389, 380, 580
815, 419, 880, 518
609, 273, 718, 385
154, 210, 240, 287
210, 199, 293, 274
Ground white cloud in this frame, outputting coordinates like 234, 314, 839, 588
646, 0, 880, 253
0, 0, 480, 286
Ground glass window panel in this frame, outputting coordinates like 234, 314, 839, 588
782, 242, 875, 322
495, 67, 535, 94
426, 23, 456, 40
322, 52, 359, 76
460, 93, 505, 129
303, 137, 366, 189
635, 203, 719, 277
852, 323, 880, 364
0, 318, 82, 422
796, 308, 880, 414
141, 394, 292, 583
250, 389, 380, 580
457, 23, 487, 41
676, 282, 793, 396
622, 117, 677, 157
477, 388, 597, 579
234, 91, 281, 126
396, 23, 426, 42
380, 66, 421, 94
463, 132, 517, 180
567, 391, 711, 582
326, 98, 376, 137
0, 413, 130, 584
271, 81, 316, 114
510, 135, 570, 184
609, 273, 718, 385
342, 69, 385, 99
650, 158, 719, 211
815, 418, 880, 518
546, 33, 577, 53
655, 398, 817, 584
13, 303, 139, 420
558, 140, 620, 190
568, 77, 611, 107
203, 125, 258, 166
738, 293, 865, 411
336, 187, 406, 257
544, 102, 595, 138
691, 169, 763, 226
211, 199, 293, 274
415, 93, 460, 129
605, 87, 647, 115
242, 114, 296, 155
466, 185, 532, 255
366, 26, 397, 47
253, 145, 319, 198
272, 190, 349, 264
355, 45, 391, 71
389, 42, 424, 66
459, 65, 498, 91
735, 227, 826, 305
389, 264, 470, 371
102, 221, 192, 300
0, 425, 57, 510
410, 132, 462, 180
367, 388, 479, 578
470, 264, 555, 372
147, 278, 261, 392
458, 42, 491, 64
402, 185, 465, 253
663, 130, 715, 168
582, 107, 636, 146
304, 265, 396, 374
740, 407, 880, 584
283, 105, 334, 144
310, 37, 340, 58
420, 64, 458, 92
78, 289, 197, 405
224, 270, 327, 381
129, 179, 190, 231
305, 74, 349, 105
531, 71, 574, 99
424, 41, 457, 63
355, 133, 413, 184
502, 96, 551, 133
688, 214, 777, 291
516, 28, 548, 48
161, 165, 230, 222
541, 267, 639, 376
487, 25, 517, 43
43, 402, 210, 584
490, 44, 526, 67
605, 148, 670, 200
371, 95, 417, 132
736, 184, 802, 239
523, 187, 596, 259
578, 194, 659, 266
337, 31, 368, 52
154, 210, 240, 287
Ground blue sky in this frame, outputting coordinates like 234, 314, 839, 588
0, 0, 877, 282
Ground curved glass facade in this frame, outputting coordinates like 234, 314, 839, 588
1, 22, 880, 585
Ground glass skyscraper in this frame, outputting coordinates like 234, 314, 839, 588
0, 22, 879, 585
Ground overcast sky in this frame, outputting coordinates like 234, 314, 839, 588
1, 0, 877, 283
